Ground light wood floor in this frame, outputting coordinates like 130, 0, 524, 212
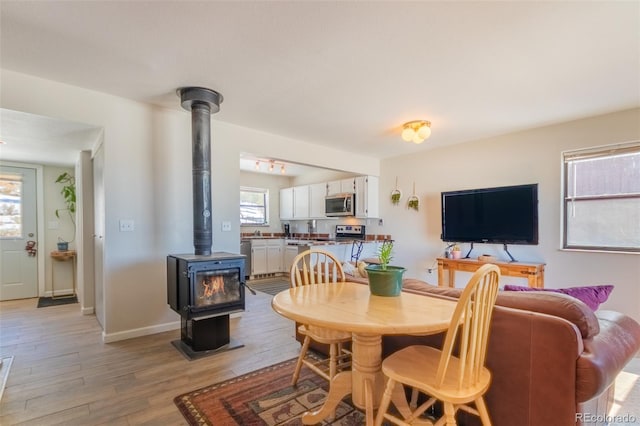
0, 290, 301, 425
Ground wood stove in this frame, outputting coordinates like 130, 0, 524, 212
166, 87, 249, 360
167, 252, 246, 358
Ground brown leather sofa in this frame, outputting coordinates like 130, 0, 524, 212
298, 278, 640, 426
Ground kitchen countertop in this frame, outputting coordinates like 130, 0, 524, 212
241, 237, 377, 246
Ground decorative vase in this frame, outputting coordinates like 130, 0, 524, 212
365, 265, 406, 297
57, 242, 69, 251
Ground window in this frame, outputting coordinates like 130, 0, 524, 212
240, 187, 269, 225
0, 174, 23, 238
563, 142, 640, 252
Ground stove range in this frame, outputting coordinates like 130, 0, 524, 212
335, 225, 366, 241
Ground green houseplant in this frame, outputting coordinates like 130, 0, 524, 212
55, 172, 76, 250
365, 240, 406, 297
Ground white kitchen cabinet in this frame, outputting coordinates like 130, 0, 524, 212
251, 239, 268, 275
293, 185, 310, 218
355, 175, 379, 218
279, 187, 294, 220
284, 245, 299, 274
341, 178, 356, 193
308, 182, 327, 218
251, 239, 284, 275
328, 178, 356, 195
326, 180, 341, 196
267, 239, 284, 273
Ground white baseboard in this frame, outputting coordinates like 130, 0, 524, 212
81, 306, 94, 315
103, 321, 180, 343
42, 289, 74, 298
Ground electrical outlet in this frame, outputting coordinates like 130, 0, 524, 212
221, 221, 231, 232
119, 219, 135, 232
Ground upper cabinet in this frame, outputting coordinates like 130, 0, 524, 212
308, 182, 327, 218
280, 175, 379, 220
293, 185, 310, 218
355, 175, 379, 218
327, 178, 356, 195
279, 187, 294, 220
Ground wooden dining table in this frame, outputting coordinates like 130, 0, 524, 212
271, 281, 458, 425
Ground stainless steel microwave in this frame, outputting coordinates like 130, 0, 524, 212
325, 193, 355, 217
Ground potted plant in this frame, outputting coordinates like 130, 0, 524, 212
451, 244, 462, 259
54, 172, 76, 250
365, 240, 406, 297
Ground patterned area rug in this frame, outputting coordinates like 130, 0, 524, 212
174, 357, 365, 425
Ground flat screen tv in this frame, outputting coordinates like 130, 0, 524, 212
441, 183, 539, 245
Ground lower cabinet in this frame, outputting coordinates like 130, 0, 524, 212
251, 239, 284, 275
283, 245, 299, 276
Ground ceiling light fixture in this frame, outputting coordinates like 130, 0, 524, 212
253, 159, 287, 174
401, 120, 432, 144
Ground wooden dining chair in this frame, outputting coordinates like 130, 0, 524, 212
375, 263, 500, 426
290, 249, 352, 386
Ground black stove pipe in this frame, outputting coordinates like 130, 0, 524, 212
178, 87, 223, 256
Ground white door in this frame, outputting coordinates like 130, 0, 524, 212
0, 166, 38, 300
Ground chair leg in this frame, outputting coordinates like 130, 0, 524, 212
410, 387, 419, 409
374, 378, 395, 426
443, 402, 457, 426
475, 397, 492, 426
292, 335, 311, 386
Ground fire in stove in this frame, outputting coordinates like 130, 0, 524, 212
196, 270, 241, 306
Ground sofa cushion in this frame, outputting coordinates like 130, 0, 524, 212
503, 284, 614, 311
409, 284, 600, 339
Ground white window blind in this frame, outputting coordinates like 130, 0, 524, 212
562, 141, 640, 252
240, 187, 269, 225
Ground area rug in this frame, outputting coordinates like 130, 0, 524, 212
174, 357, 365, 425
249, 279, 291, 297
37, 295, 78, 308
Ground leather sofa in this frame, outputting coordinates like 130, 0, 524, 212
297, 278, 640, 426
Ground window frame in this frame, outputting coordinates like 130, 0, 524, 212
240, 186, 269, 226
561, 141, 640, 253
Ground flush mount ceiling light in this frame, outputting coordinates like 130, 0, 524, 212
401, 120, 432, 144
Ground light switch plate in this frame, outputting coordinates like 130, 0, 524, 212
119, 219, 135, 232
222, 221, 231, 231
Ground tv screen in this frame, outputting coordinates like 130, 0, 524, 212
441, 184, 538, 245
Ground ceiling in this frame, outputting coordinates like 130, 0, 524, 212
1, 1, 638, 167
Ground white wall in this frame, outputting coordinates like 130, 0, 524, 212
44, 165, 76, 295
1, 69, 379, 340
380, 108, 640, 321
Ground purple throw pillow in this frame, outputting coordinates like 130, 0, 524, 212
503, 284, 614, 311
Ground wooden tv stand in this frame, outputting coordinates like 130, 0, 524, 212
437, 257, 545, 288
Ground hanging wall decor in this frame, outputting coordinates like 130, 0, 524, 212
407, 182, 419, 211
391, 177, 402, 205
